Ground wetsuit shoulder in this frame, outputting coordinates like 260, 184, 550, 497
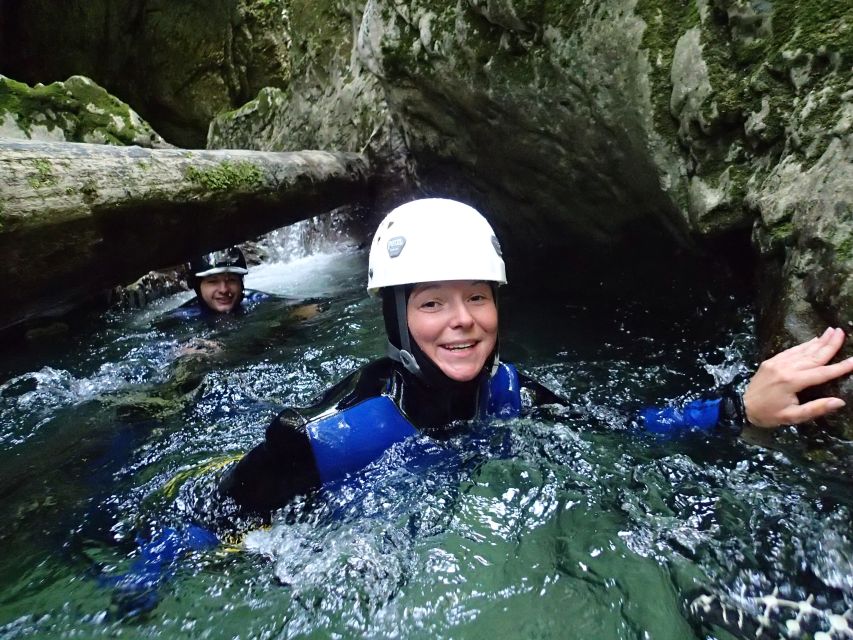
301, 357, 395, 415
219, 358, 396, 513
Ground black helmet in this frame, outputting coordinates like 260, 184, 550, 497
190, 248, 248, 278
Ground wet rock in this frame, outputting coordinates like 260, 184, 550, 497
0, 0, 291, 147
752, 132, 853, 436
0, 75, 171, 148
356, 0, 689, 268
109, 268, 190, 311
24, 322, 70, 342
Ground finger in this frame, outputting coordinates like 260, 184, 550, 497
797, 326, 839, 354
794, 357, 853, 388
781, 328, 847, 370
778, 397, 846, 425
803, 327, 846, 364
791, 332, 824, 352
773, 332, 828, 362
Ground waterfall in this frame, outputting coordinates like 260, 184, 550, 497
251, 208, 363, 264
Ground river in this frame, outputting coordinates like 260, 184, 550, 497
0, 223, 851, 639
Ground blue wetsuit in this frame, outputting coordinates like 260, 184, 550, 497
219, 358, 745, 513
107, 357, 744, 612
164, 289, 271, 322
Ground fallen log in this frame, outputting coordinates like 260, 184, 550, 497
0, 140, 372, 331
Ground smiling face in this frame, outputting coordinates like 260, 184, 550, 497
406, 280, 498, 382
198, 273, 243, 313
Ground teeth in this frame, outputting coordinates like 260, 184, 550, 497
446, 343, 474, 350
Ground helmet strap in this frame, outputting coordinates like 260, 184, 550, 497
388, 285, 424, 380
487, 282, 500, 377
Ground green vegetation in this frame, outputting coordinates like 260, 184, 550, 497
769, 220, 794, 242
634, 0, 701, 138
836, 236, 853, 262
27, 158, 57, 189
185, 160, 265, 191
636, 0, 850, 161
0, 75, 161, 146
286, 0, 351, 82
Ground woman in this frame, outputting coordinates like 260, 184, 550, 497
220, 198, 853, 513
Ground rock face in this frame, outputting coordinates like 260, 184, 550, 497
0, 140, 371, 331
208, 3, 390, 155
354, 1, 850, 261
358, 0, 690, 268
0, 0, 291, 147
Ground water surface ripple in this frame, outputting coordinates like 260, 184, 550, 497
0, 248, 851, 639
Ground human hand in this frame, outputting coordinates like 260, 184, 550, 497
743, 327, 853, 428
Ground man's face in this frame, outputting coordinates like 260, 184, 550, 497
199, 273, 243, 313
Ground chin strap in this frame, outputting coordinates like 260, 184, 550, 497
489, 284, 501, 376
389, 286, 424, 380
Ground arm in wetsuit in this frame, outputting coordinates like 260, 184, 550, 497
515, 368, 747, 435
219, 360, 393, 514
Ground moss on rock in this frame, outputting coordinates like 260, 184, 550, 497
184, 160, 265, 191
27, 158, 57, 190
0, 75, 170, 147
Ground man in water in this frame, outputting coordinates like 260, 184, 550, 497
167, 246, 320, 348
193, 252, 249, 314
176, 247, 268, 319
116, 246, 320, 418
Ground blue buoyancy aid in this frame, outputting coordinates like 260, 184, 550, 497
640, 398, 723, 433
308, 363, 522, 483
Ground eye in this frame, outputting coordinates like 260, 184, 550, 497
468, 290, 492, 303
419, 300, 441, 310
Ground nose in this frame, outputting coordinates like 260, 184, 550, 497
215, 279, 230, 293
448, 300, 475, 329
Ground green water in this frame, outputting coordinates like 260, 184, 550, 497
0, 248, 851, 639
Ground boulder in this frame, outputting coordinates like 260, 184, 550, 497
0, 75, 170, 147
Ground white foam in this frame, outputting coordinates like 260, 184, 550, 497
244, 249, 365, 299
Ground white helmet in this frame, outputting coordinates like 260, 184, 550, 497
367, 198, 507, 294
